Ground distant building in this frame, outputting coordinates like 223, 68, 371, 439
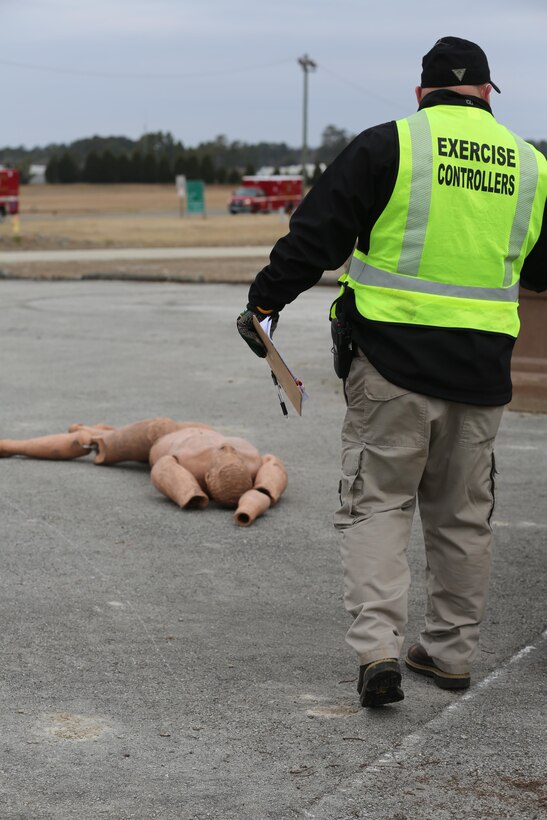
28, 164, 46, 184
256, 163, 324, 178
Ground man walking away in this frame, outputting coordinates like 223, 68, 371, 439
237, 37, 547, 707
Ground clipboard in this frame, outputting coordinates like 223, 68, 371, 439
252, 315, 307, 415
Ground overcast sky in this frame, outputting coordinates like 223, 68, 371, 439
2, 0, 546, 150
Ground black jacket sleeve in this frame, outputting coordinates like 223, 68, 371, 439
520, 202, 547, 292
247, 121, 399, 312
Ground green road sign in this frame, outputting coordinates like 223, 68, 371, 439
186, 180, 205, 215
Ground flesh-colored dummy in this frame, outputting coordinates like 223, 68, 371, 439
0, 418, 288, 527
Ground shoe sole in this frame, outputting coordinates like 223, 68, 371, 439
405, 656, 470, 690
360, 669, 404, 708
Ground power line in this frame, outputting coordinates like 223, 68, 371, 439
318, 63, 400, 109
0, 56, 294, 80
0, 55, 400, 110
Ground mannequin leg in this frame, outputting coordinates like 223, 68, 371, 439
92, 418, 182, 464
0, 430, 94, 460
68, 423, 115, 433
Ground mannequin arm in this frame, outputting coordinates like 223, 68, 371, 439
234, 489, 271, 527
253, 454, 288, 502
233, 454, 288, 526
150, 455, 209, 509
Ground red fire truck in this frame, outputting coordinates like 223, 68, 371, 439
228, 175, 303, 214
0, 167, 20, 218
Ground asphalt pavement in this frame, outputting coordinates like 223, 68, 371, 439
0, 279, 545, 819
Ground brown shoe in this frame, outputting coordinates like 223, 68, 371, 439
405, 643, 470, 690
357, 658, 404, 707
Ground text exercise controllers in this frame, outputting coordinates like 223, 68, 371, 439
436, 135, 517, 195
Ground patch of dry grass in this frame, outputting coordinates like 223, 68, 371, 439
19, 184, 232, 214
2, 184, 291, 250
5, 214, 288, 250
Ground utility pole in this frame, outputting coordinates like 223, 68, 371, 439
298, 54, 316, 185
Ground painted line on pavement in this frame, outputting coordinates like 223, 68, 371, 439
367, 628, 546, 771
493, 520, 547, 529
306, 629, 546, 817
497, 444, 541, 450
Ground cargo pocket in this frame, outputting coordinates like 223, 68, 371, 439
334, 445, 365, 529
363, 365, 411, 403
360, 360, 426, 449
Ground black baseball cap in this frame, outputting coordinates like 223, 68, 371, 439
421, 36, 500, 93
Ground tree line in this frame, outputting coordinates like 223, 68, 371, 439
44, 146, 242, 185
4, 129, 545, 185
1, 127, 355, 185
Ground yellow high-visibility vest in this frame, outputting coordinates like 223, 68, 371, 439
341, 105, 547, 337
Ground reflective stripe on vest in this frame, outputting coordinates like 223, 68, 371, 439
398, 112, 432, 275
349, 256, 520, 302
503, 134, 539, 286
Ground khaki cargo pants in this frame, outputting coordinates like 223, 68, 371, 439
334, 350, 504, 674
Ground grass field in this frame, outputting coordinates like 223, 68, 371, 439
1, 184, 292, 250
20, 184, 231, 214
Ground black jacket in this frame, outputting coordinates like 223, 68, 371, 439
248, 91, 546, 405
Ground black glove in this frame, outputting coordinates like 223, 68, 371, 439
237, 307, 279, 358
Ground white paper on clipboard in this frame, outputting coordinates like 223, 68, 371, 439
252, 315, 308, 415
